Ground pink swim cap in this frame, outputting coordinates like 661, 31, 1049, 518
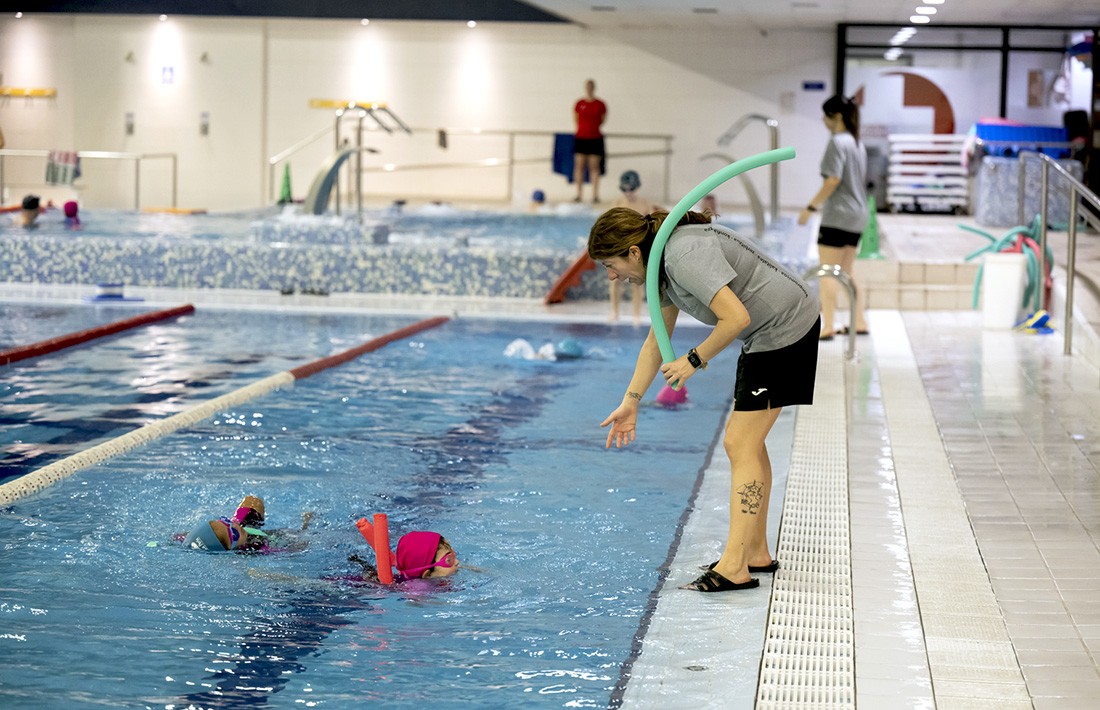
63, 201, 78, 218
395, 531, 442, 580
655, 384, 688, 406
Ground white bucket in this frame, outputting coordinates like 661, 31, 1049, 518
981, 252, 1027, 329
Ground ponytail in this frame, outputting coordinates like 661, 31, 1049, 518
822, 94, 860, 144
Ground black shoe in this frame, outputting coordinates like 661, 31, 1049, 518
679, 569, 759, 592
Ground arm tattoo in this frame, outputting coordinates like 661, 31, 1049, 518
736, 480, 765, 514
626, 391, 642, 401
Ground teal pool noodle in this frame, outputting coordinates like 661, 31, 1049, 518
645, 147, 797, 364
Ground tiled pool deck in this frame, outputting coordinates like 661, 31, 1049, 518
3, 213, 1100, 707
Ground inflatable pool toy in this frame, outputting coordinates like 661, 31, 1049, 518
656, 384, 688, 406
647, 147, 796, 374
356, 513, 394, 584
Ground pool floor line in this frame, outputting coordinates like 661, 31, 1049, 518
608, 390, 735, 709
0, 315, 451, 506
0, 303, 195, 365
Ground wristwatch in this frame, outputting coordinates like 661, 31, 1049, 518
687, 347, 707, 370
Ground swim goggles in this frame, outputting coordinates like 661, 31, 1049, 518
400, 546, 457, 578
217, 517, 242, 550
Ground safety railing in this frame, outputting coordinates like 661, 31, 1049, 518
802, 264, 858, 361
1017, 150, 1100, 363
268, 125, 673, 207
718, 114, 780, 223
0, 149, 177, 209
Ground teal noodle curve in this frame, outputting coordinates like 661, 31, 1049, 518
645, 147, 797, 366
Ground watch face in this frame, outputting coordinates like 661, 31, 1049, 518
688, 350, 701, 367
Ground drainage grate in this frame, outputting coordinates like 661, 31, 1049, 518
756, 351, 855, 707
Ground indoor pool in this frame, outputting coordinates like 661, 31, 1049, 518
0, 302, 737, 708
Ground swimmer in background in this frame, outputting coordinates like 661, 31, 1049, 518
610, 171, 659, 325
15, 194, 42, 229
180, 494, 312, 552
63, 200, 81, 230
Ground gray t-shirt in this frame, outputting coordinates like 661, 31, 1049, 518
659, 223, 820, 353
820, 132, 868, 234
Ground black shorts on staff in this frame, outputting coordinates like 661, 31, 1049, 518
574, 137, 605, 157
817, 225, 861, 248
733, 318, 821, 411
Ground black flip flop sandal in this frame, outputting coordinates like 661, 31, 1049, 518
699, 559, 780, 573
679, 569, 759, 592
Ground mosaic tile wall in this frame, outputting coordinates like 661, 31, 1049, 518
0, 231, 611, 301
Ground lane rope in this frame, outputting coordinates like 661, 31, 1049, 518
0, 304, 196, 366
0, 315, 450, 505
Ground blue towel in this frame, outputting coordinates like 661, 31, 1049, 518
552, 133, 605, 184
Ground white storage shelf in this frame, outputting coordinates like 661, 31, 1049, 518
887, 134, 968, 214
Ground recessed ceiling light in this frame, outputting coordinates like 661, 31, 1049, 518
915, 6, 936, 14
360, 18, 370, 25
159, 14, 168, 21
467, 20, 477, 27
910, 15, 930, 23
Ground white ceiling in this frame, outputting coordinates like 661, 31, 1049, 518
525, 0, 1100, 32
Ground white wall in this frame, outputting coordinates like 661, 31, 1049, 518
0, 14, 836, 212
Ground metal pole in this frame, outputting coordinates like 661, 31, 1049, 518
507, 132, 515, 204
1038, 160, 1049, 311
1017, 155, 1027, 226
1064, 190, 1077, 357
768, 119, 779, 223
134, 159, 141, 210
334, 110, 343, 216
171, 154, 178, 208
802, 264, 859, 361
356, 110, 364, 223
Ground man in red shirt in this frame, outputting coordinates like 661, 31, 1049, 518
573, 79, 607, 204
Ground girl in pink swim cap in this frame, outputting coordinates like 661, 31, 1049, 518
348, 530, 459, 584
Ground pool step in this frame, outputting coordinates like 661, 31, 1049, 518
854, 259, 979, 311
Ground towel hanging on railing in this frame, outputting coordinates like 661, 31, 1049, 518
45, 150, 81, 185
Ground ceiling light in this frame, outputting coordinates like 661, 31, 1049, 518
159, 14, 167, 21
909, 15, 930, 23
15, 11, 23, 18
915, 6, 936, 14
360, 18, 369, 25
466, 20, 477, 28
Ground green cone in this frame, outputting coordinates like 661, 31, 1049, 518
858, 194, 882, 259
278, 163, 293, 205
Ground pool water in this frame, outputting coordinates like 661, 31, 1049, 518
0, 304, 737, 708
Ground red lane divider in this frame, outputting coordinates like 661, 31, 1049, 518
289, 316, 450, 380
0, 304, 196, 366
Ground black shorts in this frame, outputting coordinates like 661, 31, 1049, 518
817, 226, 861, 248
574, 137, 605, 157
733, 319, 821, 411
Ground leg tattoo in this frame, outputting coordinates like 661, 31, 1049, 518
737, 480, 765, 514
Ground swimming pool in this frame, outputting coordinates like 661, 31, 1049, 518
0, 302, 737, 708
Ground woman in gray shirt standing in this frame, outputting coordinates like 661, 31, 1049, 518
798, 94, 869, 339
588, 207, 821, 592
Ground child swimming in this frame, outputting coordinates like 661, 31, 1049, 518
180, 495, 312, 552
349, 530, 459, 582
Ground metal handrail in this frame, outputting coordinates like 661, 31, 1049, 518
0, 149, 177, 209
1017, 150, 1100, 366
718, 114, 780, 223
802, 264, 859, 361
267, 125, 674, 205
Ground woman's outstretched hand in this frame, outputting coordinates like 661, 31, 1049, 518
600, 402, 638, 449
